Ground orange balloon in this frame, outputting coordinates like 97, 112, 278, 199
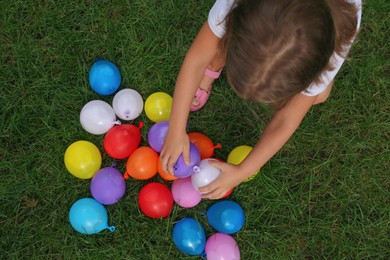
188, 132, 221, 160
157, 157, 178, 181
124, 146, 158, 180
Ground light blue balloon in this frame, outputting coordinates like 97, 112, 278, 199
69, 198, 115, 234
172, 218, 206, 255
89, 59, 121, 95
206, 200, 245, 234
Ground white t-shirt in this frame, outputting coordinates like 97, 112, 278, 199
208, 0, 362, 96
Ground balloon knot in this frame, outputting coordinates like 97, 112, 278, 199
108, 226, 116, 232
124, 110, 130, 119
138, 122, 144, 129
113, 120, 121, 125
123, 172, 130, 180
193, 166, 200, 173
201, 252, 207, 259
110, 162, 117, 168
215, 143, 222, 149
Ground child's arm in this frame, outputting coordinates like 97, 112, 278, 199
160, 22, 221, 174
199, 92, 318, 199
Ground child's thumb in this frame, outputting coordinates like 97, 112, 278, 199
182, 146, 191, 165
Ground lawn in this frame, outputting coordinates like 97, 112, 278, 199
1, 0, 389, 259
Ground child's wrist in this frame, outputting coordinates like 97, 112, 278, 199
237, 164, 260, 180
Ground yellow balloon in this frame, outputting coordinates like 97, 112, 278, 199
64, 140, 102, 179
227, 145, 260, 182
144, 92, 172, 122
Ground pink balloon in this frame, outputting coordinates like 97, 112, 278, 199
204, 233, 240, 260
171, 177, 202, 208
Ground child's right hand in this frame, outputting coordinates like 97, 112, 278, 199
160, 130, 191, 175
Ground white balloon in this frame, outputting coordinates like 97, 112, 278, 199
191, 159, 221, 193
112, 88, 144, 120
80, 100, 118, 135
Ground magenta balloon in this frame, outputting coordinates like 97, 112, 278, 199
147, 120, 169, 153
204, 233, 240, 260
171, 177, 202, 208
90, 167, 126, 205
174, 143, 201, 178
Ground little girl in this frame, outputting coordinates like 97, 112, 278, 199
160, 0, 362, 199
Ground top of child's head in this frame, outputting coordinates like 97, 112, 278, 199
221, 0, 358, 109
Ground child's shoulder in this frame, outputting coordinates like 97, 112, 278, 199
208, 0, 236, 38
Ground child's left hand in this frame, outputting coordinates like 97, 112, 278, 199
198, 160, 245, 200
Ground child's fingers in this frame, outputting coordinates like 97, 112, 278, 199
167, 158, 176, 175
198, 179, 218, 195
160, 154, 169, 173
201, 187, 224, 200
160, 151, 174, 174
208, 159, 225, 170
182, 142, 191, 165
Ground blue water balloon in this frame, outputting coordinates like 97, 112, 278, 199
172, 218, 206, 255
89, 59, 121, 95
206, 200, 245, 234
69, 198, 115, 234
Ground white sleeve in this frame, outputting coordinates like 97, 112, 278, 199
302, 52, 348, 96
302, 0, 362, 96
208, 0, 236, 38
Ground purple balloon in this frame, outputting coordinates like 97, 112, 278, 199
171, 177, 202, 208
90, 167, 126, 205
148, 120, 169, 153
204, 233, 240, 260
174, 143, 200, 178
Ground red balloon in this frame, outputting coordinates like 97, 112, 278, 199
221, 188, 233, 199
104, 123, 143, 159
138, 182, 173, 218
188, 132, 221, 160
124, 146, 158, 180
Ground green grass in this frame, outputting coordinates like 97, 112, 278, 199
1, 0, 389, 259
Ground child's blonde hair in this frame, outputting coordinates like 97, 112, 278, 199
221, 0, 358, 108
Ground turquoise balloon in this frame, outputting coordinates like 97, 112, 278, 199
172, 218, 206, 256
69, 198, 115, 234
89, 59, 121, 95
206, 200, 245, 234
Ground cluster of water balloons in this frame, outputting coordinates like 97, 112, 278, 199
64, 59, 258, 259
